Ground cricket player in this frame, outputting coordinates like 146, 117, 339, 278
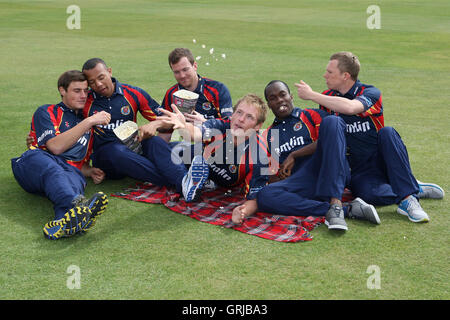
82, 58, 170, 184
233, 81, 380, 230
12, 70, 110, 239
295, 51, 444, 223
150, 94, 272, 205
159, 48, 233, 142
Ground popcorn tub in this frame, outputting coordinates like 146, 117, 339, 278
113, 120, 142, 154
173, 89, 199, 114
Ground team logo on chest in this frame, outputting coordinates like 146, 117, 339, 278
121, 105, 131, 115
293, 121, 303, 131
202, 102, 212, 111
228, 164, 237, 174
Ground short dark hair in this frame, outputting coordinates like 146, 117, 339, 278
57, 70, 86, 91
168, 48, 195, 66
82, 58, 107, 71
264, 80, 290, 101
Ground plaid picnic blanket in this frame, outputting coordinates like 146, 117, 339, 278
112, 182, 328, 242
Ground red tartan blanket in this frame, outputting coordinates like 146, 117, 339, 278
112, 182, 326, 242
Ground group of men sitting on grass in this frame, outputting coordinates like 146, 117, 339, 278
11, 49, 444, 240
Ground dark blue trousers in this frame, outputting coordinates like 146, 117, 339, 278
349, 126, 419, 205
11, 149, 86, 220
91, 136, 187, 192
257, 116, 350, 217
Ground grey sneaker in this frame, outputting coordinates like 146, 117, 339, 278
397, 195, 429, 223
347, 197, 381, 224
325, 204, 348, 231
182, 155, 209, 202
417, 180, 445, 199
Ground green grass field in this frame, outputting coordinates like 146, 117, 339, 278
0, 0, 449, 301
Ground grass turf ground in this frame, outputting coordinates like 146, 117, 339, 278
0, 0, 448, 300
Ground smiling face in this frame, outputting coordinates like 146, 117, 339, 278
59, 80, 89, 110
170, 56, 199, 91
265, 81, 294, 119
83, 62, 115, 97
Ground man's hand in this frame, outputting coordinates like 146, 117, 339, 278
138, 121, 158, 141
158, 104, 187, 130
90, 167, 106, 184
231, 200, 258, 225
88, 111, 111, 126
184, 110, 206, 124
26, 135, 35, 149
278, 153, 295, 180
81, 164, 106, 184
295, 80, 315, 101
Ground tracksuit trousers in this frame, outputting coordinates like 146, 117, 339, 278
349, 126, 419, 206
11, 149, 86, 220
91, 136, 187, 192
257, 115, 350, 217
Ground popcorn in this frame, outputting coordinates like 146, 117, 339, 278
113, 121, 142, 154
173, 90, 199, 114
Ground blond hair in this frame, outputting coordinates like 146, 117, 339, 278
234, 94, 267, 124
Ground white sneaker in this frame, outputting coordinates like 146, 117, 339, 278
182, 155, 209, 202
417, 180, 445, 199
397, 195, 430, 223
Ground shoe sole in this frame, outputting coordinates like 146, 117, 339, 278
185, 157, 209, 202
89, 192, 108, 217
83, 193, 109, 232
63, 206, 92, 236
324, 220, 348, 231
397, 208, 430, 223
43, 220, 65, 240
43, 207, 91, 240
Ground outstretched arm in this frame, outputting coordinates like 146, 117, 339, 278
295, 80, 365, 115
158, 104, 203, 142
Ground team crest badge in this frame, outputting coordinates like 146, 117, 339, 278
293, 121, 303, 131
202, 102, 212, 111
229, 164, 237, 174
121, 106, 131, 115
